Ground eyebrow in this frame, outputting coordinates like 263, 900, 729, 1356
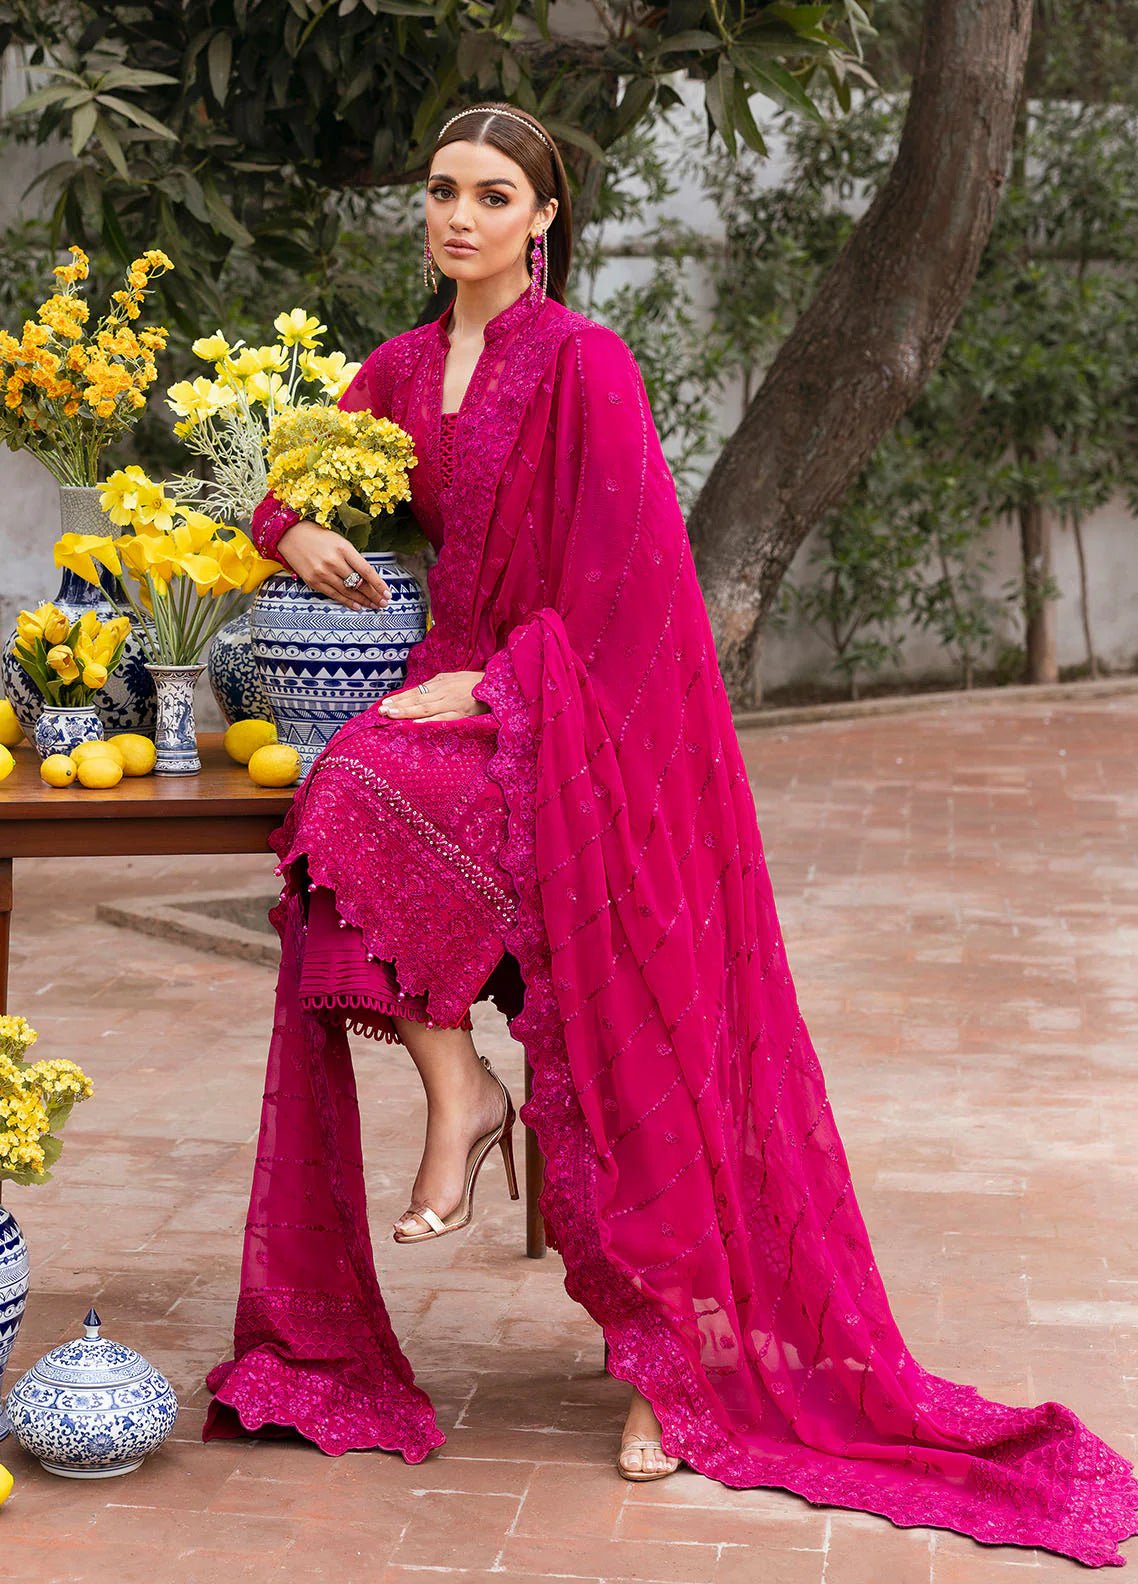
427, 173, 518, 190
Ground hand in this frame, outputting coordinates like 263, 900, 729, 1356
376, 670, 490, 721
277, 520, 391, 613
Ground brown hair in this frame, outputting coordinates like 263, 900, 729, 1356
431, 102, 573, 306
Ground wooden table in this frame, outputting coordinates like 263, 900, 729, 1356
0, 730, 548, 1258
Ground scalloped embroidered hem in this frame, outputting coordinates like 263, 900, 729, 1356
203, 1351, 445, 1462
302, 989, 473, 1039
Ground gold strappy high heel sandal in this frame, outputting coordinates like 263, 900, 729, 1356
391, 1054, 520, 1243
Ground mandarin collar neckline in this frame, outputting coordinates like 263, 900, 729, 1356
434, 285, 540, 347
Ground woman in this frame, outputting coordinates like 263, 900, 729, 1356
204, 103, 1138, 1563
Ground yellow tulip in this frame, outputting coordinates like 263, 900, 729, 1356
41, 608, 71, 645
54, 532, 123, 586
46, 645, 79, 682
81, 660, 108, 689
77, 611, 100, 640
16, 610, 45, 646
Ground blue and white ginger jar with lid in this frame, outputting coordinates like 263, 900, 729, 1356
7, 1305, 177, 1477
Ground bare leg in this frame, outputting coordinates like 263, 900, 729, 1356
620, 1387, 675, 1475
390, 1016, 508, 1236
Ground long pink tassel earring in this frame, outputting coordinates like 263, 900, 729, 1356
528, 230, 548, 307
422, 222, 438, 293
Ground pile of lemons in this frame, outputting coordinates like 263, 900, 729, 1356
40, 733, 156, 787
223, 719, 300, 787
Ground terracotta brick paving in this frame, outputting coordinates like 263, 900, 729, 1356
1, 692, 1135, 1581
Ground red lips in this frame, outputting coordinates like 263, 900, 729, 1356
443, 240, 477, 253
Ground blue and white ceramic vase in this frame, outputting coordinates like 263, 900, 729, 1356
145, 662, 205, 775
250, 551, 428, 774
207, 608, 274, 726
0, 1202, 30, 1441
32, 704, 104, 761
7, 1305, 177, 1477
0, 486, 157, 743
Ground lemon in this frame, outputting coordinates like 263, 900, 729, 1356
0, 745, 13, 783
0, 1461, 12, 1505
107, 732, 156, 776
76, 754, 124, 789
71, 738, 125, 768
225, 718, 278, 765
0, 700, 24, 748
40, 753, 77, 787
248, 743, 301, 787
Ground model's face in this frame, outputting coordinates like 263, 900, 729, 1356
426, 139, 557, 286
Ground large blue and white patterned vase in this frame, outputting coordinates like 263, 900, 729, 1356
32, 703, 104, 761
7, 1305, 177, 1477
250, 551, 428, 775
0, 1203, 30, 1441
0, 486, 157, 742
145, 663, 205, 775
207, 608, 274, 726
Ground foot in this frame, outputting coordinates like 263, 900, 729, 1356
619, 1387, 676, 1476
393, 1057, 507, 1236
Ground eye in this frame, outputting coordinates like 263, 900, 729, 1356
483, 192, 508, 206
428, 183, 453, 200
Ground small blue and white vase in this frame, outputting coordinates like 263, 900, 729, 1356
0, 1202, 30, 1441
145, 662, 205, 775
250, 551, 428, 775
7, 1305, 177, 1477
0, 486, 157, 743
32, 703, 104, 761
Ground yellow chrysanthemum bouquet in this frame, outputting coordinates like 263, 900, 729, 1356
52, 467, 280, 665
0, 245, 171, 485
167, 308, 425, 556
10, 604, 132, 705
0, 1015, 93, 1188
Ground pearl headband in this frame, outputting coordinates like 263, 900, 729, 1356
437, 106, 552, 151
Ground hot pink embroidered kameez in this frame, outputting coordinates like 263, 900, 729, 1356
203, 288, 1138, 1566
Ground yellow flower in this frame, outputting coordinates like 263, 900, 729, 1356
41, 607, 71, 645
54, 531, 124, 585
273, 309, 327, 349
244, 370, 288, 407
52, 245, 90, 285
99, 466, 176, 533
166, 377, 237, 424
46, 645, 79, 682
191, 331, 231, 362
80, 658, 108, 689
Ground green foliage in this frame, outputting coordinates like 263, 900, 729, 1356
0, 0, 874, 324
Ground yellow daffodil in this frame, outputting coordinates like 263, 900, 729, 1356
273, 309, 327, 349
99, 466, 176, 533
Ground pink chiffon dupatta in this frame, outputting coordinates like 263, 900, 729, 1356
205, 290, 1138, 1565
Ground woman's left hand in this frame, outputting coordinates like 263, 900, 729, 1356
376, 670, 490, 720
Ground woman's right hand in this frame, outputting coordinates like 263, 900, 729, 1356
276, 520, 391, 613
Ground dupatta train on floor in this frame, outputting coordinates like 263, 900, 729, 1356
203, 288, 1138, 1566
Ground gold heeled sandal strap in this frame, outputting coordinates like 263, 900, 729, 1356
400, 1205, 447, 1234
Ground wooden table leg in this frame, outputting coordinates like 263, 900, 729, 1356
0, 856, 11, 1016
524, 1055, 547, 1258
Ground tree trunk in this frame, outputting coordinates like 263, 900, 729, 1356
688, 0, 1033, 707
1071, 512, 1099, 678
1019, 493, 1058, 683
